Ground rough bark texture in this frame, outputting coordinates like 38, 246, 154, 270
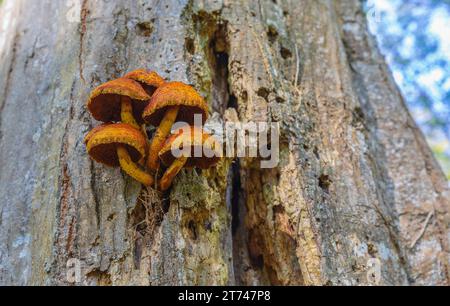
0, 0, 449, 286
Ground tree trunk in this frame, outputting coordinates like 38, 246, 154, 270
0, 0, 449, 286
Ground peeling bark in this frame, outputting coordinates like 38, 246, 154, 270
0, 0, 449, 286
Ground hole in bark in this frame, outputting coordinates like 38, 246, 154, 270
280, 46, 293, 59
161, 193, 171, 214
318, 174, 332, 193
228, 94, 238, 109
352, 106, 365, 128
368, 243, 377, 257
188, 220, 198, 240
354, 106, 364, 119
313, 146, 320, 159
257, 87, 270, 100
276, 96, 285, 103
241, 91, 248, 103
267, 25, 278, 44
273, 205, 285, 221
136, 21, 153, 37
185, 37, 195, 54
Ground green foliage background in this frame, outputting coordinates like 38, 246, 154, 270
366, 0, 450, 179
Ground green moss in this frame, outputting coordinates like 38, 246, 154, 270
170, 170, 217, 209
170, 159, 230, 209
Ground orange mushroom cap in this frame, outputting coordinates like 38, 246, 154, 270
142, 82, 208, 127
85, 123, 147, 167
158, 126, 221, 169
87, 78, 150, 123
124, 69, 165, 96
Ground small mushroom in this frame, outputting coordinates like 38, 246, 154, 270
158, 126, 221, 191
124, 69, 165, 96
87, 78, 150, 129
142, 82, 209, 171
84, 123, 154, 186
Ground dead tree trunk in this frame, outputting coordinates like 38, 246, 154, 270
0, 0, 449, 286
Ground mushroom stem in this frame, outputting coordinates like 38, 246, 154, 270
159, 155, 188, 191
138, 123, 149, 166
117, 145, 153, 186
120, 96, 140, 130
147, 105, 180, 171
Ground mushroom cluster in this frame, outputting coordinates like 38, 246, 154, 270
84, 69, 220, 191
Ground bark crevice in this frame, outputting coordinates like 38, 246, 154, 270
78, 0, 89, 83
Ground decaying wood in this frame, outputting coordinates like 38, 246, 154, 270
0, 0, 449, 286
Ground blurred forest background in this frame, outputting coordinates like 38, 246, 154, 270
366, 0, 450, 179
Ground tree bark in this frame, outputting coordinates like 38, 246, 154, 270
0, 0, 449, 286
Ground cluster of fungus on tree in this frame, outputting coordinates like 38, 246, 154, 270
84, 69, 219, 191
142, 81, 209, 171
158, 126, 221, 191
